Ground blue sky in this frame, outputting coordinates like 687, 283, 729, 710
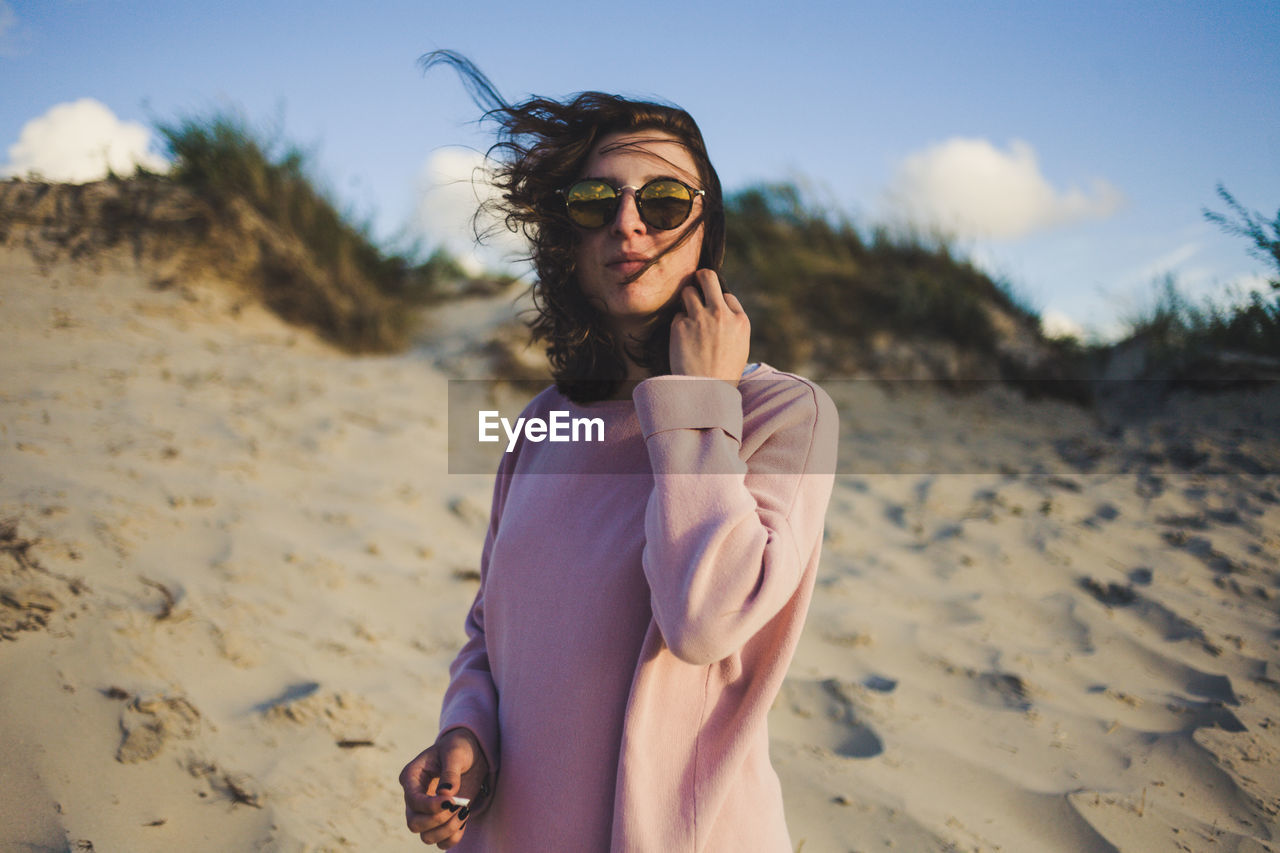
3, 0, 1277, 339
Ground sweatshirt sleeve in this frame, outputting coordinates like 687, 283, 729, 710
436, 448, 516, 811
632, 373, 839, 665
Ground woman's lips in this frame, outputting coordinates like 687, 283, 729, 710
609, 259, 648, 277
608, 255, 650, 278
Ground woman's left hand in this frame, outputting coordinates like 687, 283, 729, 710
669, 269, 751, 385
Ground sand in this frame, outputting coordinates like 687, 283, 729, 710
1, 242, 1278, 852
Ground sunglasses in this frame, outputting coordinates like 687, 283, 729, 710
559, 178, 705, 231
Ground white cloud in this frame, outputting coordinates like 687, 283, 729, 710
1041, 309, 1085, 340
414, 148, 528, 277
1, 98, 168, 183
885, 138, 1123, 240
1228, 271, 1274, 297
1201, 271, 1277, 310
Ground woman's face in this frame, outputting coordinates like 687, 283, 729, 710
572, 130, 705, 340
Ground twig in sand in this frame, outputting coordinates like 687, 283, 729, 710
223, 773, 263, 808
138, 576, 177, 620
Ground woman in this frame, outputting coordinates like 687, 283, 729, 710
401, 52, 839, 851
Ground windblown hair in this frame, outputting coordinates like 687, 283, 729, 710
420, 51, 726, 403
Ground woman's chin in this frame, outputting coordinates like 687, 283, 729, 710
609, 294, 668, 319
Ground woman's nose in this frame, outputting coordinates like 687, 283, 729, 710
609, 189, 646, 235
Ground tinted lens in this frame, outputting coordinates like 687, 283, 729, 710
638, 179, 695, 230
564, 180, 618, 228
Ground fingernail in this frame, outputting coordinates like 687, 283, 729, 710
458, 806, 470, 820
438, 782, 454, 791
442, 801, 458, 812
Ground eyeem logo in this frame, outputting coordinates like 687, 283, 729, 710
479, 410, 605, 453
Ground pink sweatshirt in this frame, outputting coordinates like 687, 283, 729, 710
438, 363, 839, 852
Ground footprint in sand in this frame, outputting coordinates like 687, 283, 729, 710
0, 584, 62, 639
115, 693, 202, 764
1078, 576, 1136, 607
186, 757, 264, 808
934, 661, 1035, 713
1078, 574, 1211, 647
255, 681, 380, 744
972, 672, 1033, 712
448, 495, 490, 528
776, 678, 884, 759
1135, 473, 1165, 499
1127, 567, 1153, 585
1160, 531, 1239, 574
1098, 634, 1245, 734
1, 517, 84, 640
883, 503, 908, 529
1079, 502, 1120, 529
209, 622, 263, 668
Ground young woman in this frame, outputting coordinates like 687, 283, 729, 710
401, 53, 839, 852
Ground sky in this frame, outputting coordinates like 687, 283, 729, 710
2, 0, 1278, 340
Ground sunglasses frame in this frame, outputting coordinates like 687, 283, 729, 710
557, 177, 706, 231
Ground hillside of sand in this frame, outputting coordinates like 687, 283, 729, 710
2, 181, 1279, 852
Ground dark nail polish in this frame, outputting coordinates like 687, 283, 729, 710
442, 801, 458, 812
438, 782, 454, 791
458, 806, 470, 820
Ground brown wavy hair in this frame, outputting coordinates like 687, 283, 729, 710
420, 51, 726, 403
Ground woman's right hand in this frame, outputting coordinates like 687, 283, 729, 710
400, 728, 490, 849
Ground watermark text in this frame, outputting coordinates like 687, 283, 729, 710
478, 410, 605, 453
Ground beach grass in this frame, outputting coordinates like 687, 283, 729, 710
153, 109, 457, 352
720, 182, 1043, 372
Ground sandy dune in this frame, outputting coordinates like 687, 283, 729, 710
2, 242, 1278, 852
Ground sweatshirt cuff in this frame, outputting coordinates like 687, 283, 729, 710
438, 706, 500, 811
633, 375, 743, 444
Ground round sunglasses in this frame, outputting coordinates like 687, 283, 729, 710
558, 178, 705, 231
